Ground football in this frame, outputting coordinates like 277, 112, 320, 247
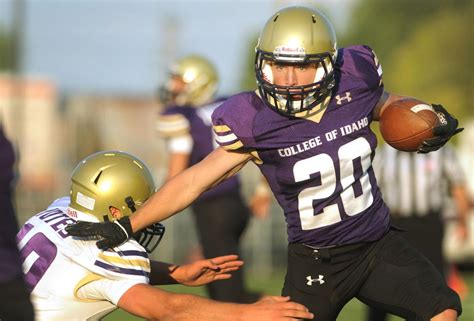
379, 99, 440, 152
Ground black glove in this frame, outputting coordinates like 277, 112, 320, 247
417, 104, 463, 153
65, 217, 133, 250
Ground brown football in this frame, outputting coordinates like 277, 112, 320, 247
379, 99, 440, 152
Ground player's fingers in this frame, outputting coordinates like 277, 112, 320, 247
209, 255, 239, 265
213, 274, 232, 281
66, 222, 95, 237
96, 239, 113, 251
218, 266, 240, 274
278, 300, 312, 312
282, 309, 314, 320
453, 127, 464, 136
217, 260, 244, 269
266, 295, 291, 302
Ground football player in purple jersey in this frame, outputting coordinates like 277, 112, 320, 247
67, 6, 463, 321
0, 125, 35, 321
156, 54, 269, 303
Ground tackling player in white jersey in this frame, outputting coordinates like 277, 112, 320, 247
17, 151, 313, 321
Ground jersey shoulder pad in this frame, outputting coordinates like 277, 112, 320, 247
93, 240, 150, 282
211, 92, 259, 151
339, 45, 383, 90
156, 106, 190, 138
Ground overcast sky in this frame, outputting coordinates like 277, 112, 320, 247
0, 0, 356, 96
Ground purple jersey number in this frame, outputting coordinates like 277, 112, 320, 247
17, 226, 57, 291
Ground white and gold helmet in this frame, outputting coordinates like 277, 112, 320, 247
160, 54, 219, 107
69, 151, 164, 253
255, 6, 338, 115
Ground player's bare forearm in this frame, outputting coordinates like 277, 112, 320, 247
119, 284, 314, 321
373, 91, 410, 120
131, 147, 251, 231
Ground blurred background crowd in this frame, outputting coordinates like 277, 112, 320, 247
0, 0, 472, 318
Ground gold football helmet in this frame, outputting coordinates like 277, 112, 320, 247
160, 54, 219, 106
255, 6, 338, 115
69, 151, 164, 252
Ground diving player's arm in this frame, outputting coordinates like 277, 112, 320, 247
132, 147, 252, 232
118, 284, 314, 321
148, 255, 244, 286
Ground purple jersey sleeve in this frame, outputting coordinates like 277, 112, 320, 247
211, 92, 263, 151
339, 45, 383, 94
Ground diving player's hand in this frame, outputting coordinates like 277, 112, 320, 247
65, 217, 133, 250
171, 255, 244, 287
418, 104, 463, 153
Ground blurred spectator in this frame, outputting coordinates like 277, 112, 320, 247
444, 120, 474, 266
366, 143, 470, 321
156, 55, 270, 303
0, 124, 35, 321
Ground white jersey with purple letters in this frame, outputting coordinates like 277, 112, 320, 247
212, 45, 390, 247
16, 197, 150, 321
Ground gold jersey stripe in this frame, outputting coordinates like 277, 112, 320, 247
222, 140, 243, 150
250, 150, 263, 164
159, 114, 187, 121
74, 273, 104, 302
213, 124, 231, 133
98, 253, 150, 270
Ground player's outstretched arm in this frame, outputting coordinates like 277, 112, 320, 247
149, 255, 244, 286
66, 147, 252, 249
118, 284, 314, 321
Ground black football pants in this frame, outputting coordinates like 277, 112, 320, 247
191, 193, 260, 303
282, 228, 461, 321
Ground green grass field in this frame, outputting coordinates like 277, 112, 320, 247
104, 271, 474, 320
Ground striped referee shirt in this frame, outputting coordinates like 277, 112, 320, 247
373, 144, 465, 218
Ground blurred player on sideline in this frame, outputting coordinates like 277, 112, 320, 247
0, 125, 35, 321
156, 54, 270, 302
18, 150, 312, 321
67, 7, 463, 320
366, 143, 470, 321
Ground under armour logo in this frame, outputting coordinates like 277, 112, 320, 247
335, 92, 352, 105
306, 275, 325, 286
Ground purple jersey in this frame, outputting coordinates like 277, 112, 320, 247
212, 46, 390, 246
0, 126, 23, 282
156, 98, 240, 201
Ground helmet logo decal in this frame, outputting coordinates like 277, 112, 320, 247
76, 191, 95, 210
274, 45, 306, 61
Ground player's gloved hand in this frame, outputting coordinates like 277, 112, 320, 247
417, 104, 463, 153
65, 217, 133, 250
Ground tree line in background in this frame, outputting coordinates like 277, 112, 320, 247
241, 0, 472, 126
